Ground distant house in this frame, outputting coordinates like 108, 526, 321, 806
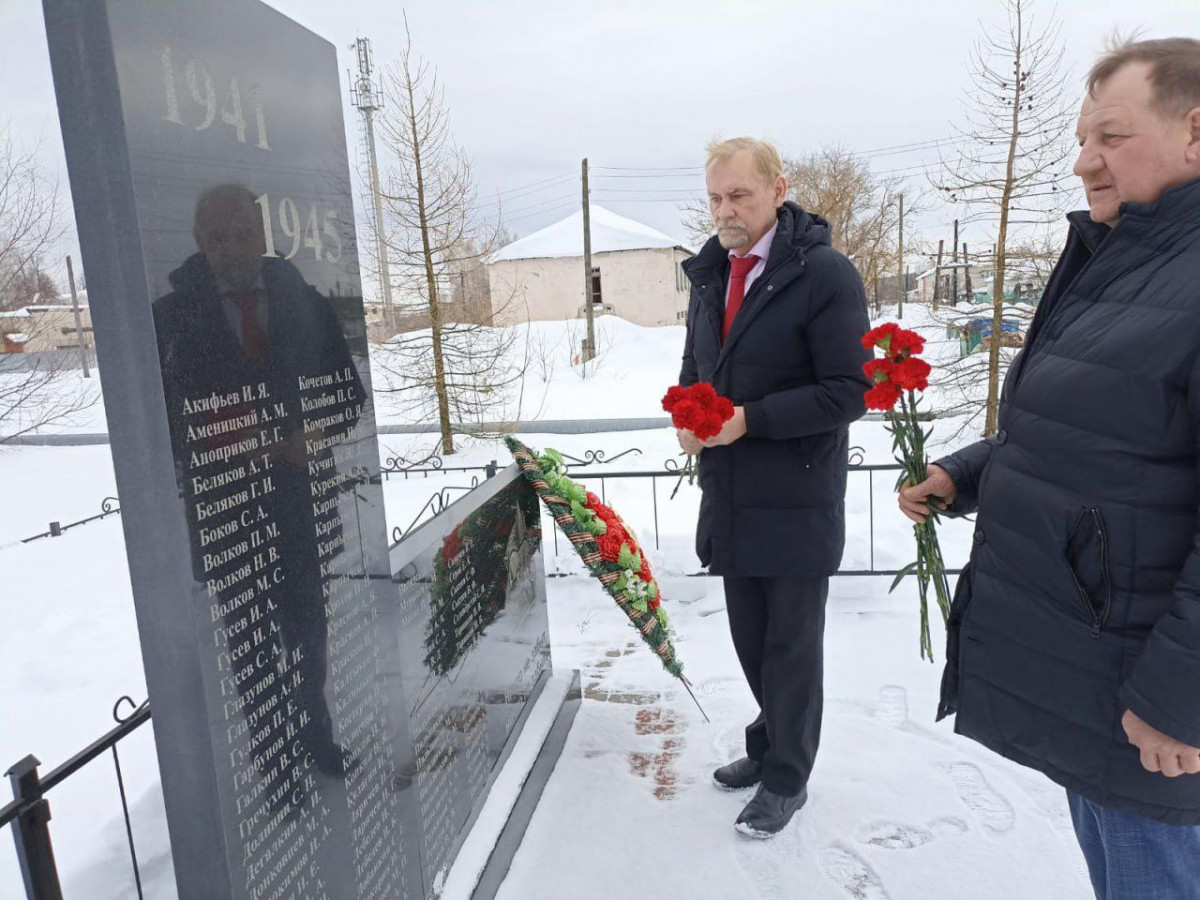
0, 304, 94, 355
914, 263, 1048, 308
485, 206, 694, 328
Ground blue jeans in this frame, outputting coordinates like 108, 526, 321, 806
1068, 791, 1200, 899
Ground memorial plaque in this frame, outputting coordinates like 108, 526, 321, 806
389, 469, 552, 894
43, 1, 556, 897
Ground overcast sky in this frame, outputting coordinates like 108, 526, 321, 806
2, 0, 1197, 287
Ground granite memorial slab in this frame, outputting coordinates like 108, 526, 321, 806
42, 1, 569, 897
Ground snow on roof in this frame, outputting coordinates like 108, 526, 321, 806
5, 333, 30, 343
489, 205, 687, 262
0, 308, 32, 318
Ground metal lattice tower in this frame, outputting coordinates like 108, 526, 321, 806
349, 37, 393, 318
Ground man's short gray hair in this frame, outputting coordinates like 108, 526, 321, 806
705, 137, 784, 186
1087, 37, 1200, 119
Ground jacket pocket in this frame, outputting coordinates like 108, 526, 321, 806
789, 432, 833, 470
789, 437, 813, 469
937, 562, 974, 721
1065, 506, 1112, 637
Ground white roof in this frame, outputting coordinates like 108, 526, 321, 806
0, 309, 32, 318
490, 205, 686, 262
5, 333, 30, 342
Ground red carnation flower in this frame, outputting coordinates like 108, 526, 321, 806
661, 385, 688, 413
863, 358, 895, 384
891, 329, 926, 359
662, 382, 735, 440
865, 382, 902, 411
893, 357, 931, 392
862, 322, 901, 352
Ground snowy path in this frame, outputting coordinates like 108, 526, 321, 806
501, 576, 1092, 900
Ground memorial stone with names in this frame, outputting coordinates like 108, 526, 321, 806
43, 1, 560, 897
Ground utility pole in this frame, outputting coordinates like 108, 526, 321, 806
963, 243, 973, 299
897, 193, 904, 318
349, 37, 394, 326
951, 219, 959, 305
581, 157, 596, 362
933, 239, 944, 311
66, 255, 89, 378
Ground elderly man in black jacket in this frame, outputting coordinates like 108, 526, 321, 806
901, 39, 1200, 899
678, 137, 870, 837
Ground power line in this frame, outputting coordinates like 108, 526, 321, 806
492, 191, 579, 218
504, 199, 578, 225
591, 187, 703, 194
593, 164, 704, 172
477, 172, 576, 209
592, 172, 705, 179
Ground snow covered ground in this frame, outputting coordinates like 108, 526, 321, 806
0, 315, 1093, 899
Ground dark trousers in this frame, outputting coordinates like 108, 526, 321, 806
723, 575, 828, 797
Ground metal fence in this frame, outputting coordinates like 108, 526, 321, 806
387, 446, 959, 579
3, 698, 151, 900
19, 497, 121, 544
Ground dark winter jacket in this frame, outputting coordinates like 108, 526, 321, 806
937, 176, 1200, 825
679, 201, 871, 577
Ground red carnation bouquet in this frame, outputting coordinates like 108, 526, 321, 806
662, 382, 734, 495
862, 322, 951, 661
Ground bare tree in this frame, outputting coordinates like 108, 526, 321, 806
680, 145, 916, 307
0, 126, 66, 311
0, 127, 97, 442
933, 0, 1076, 436
372, 20, 519, 455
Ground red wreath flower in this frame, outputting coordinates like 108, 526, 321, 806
442, 525, 462, 563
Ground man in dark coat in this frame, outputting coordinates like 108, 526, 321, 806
900, 39, 1200, 898
678, 137, 871, 837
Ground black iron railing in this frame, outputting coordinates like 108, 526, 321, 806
20, 497, 121, 544
3, 697, 151, 900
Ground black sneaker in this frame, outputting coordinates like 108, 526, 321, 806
712, 756, 762, 791
734, 785, 808, 838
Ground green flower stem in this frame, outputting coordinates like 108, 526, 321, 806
891, 390, 953, 662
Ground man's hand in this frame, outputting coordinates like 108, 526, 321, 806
676, 428, 703, 456
700, 407, 747, 448
898, 464, 957, 524
1123, 710, 1200, 777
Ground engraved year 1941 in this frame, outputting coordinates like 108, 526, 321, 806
159, 45, 270, 150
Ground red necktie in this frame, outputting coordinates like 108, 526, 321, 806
723, 254, 760, 340
231, 288, 268, 360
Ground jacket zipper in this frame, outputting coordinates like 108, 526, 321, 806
1068, 507, 1111, 637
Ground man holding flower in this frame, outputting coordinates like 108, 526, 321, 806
900, 38, 1200, 898
676, 137, 871, 837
